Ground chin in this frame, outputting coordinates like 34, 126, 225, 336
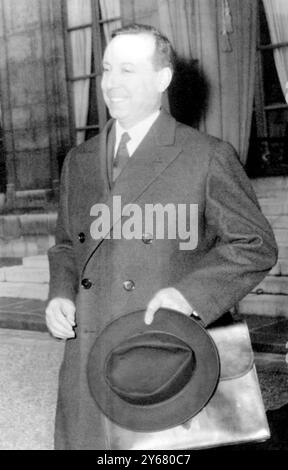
108, 106, 126, 121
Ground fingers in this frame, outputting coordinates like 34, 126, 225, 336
45, 298, 76, 340
145, 296, 161, 325
144, 288, 193, 325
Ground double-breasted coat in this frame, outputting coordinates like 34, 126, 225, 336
48, 110, 277, 449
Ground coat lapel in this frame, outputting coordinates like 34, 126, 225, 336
75, 119, 115, 202
82, 110, 182, 272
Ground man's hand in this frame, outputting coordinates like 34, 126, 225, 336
45, 297, 76, 339
144, 287, 196, 324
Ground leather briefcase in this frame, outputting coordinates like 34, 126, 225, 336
102, 318, 270, 450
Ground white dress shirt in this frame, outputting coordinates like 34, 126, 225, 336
114, 110, 161, 158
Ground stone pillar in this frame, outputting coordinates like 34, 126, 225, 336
0, 0, 70, 208
38, 0, 71, 197
0, 0, 17, 208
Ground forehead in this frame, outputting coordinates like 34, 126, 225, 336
103, 33, 156, 64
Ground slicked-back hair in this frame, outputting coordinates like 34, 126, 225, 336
111, 23, 176, 74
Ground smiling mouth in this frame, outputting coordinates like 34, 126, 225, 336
109, 98, 127, 103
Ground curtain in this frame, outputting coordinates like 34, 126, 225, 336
157, 0, 196, 59
263, 0, 288, 100
67, 0, 92, 145
196, 0, 257, 163
156, 0, 257, 164
99, 0, 121, 43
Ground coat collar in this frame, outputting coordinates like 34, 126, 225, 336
81, 109, 182, 273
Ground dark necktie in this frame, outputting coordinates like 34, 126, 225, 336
113, 132, 131, 181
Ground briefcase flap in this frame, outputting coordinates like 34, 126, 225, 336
208, 320, 254, 380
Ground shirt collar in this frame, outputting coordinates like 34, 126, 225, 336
115, 110, 160, 157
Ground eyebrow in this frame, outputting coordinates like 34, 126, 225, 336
102, 60, 136, 67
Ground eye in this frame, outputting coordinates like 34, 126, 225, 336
102, 65, 110, 73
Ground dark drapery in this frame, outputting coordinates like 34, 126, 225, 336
156, 0, 257, 164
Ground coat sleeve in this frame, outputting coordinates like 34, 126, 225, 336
175, 140, 278, 326
47, 151, 79, 303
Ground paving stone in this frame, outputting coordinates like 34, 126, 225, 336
0, 328, 64, 450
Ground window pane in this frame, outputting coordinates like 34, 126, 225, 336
0, 117, 6, 193
67, 0, 92, 28
262, 49, 285, 105
259, 0, 271, 46
267, 108, 288, 137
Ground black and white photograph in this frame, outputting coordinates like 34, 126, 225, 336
0, 0, 287, 453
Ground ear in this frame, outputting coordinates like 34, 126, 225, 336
158, 67, 173, 93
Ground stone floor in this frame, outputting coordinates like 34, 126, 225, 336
0, 328, 64, 450
0, 296, 287, 450
0, 297, 48, 332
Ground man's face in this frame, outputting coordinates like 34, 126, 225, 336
101, 33, 166, 129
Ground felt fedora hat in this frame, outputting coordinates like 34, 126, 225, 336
87, 308, 220, 432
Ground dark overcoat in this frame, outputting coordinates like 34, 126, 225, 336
48, 110, 277, 449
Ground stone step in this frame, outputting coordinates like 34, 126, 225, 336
238, 293, 288, 317
253, 276, 288, 295
269, 259, 288, 276
0, 212, 57, 238
0, 254, 50, 300
252, 176, 288, 196
0, 212, 56, 258
22, 255, 49, 268
257, 191, 288, 200
0, 266, 49, 283
259, 201, 288, 216
258, 195, 288, 205
273, 229, 288, 244
0, 282, 48, 300
277, 245, 288, 259
0, 235, 55, 258
268, 215, 288, 229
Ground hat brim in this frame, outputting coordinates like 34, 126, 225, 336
87, 308, 220, 432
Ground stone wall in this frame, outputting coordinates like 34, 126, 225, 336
0, 0, 70, 202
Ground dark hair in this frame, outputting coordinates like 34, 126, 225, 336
111, 23, 176, 73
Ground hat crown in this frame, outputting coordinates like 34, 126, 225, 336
105, 332, 196, 406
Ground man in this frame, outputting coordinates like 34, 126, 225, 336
46, 24, 278, 450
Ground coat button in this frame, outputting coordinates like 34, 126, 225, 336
123, 280, 135, 291
81, 278, 92, 289
78, 232, 85, 243
142, 233, 153, 244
